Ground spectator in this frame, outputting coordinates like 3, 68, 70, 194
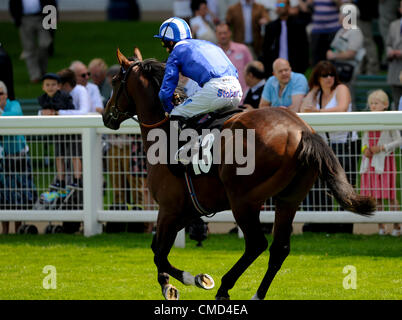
131, 136, 155, 233
257, 0, 300, 20
355, 0, 380, 75
0, 81, 37, 234
204, 0, 221, 25
360, 89, 401, 237
259, 58, 308, 112
102, 65, 147, 215
309, 0, 347, 66
9, 0, 55, 83
38, 72, 76, 192
130, 138, 147, 207
0, 43, 15, 100
260, 0, 309, 77
106, 64, 121, 87
190, 0, 218, 43
56, 68, 91, 116
242, 60, 266, 109
37, 73, 75, 113
106, 134, 135, 210
42, 68, 89, 190
326, 3, 365, 85
101, 65, 132, 210
300, 60, 359, 233
292, 0, 313, 26
212, 0, 238, 23
386, 1, 402, 109
88, 58, 112, 107
216, 22, 254, 97
70, 61, 104, 114
226, 0, 270, 57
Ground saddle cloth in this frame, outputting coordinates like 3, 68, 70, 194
168, 106, 244, 177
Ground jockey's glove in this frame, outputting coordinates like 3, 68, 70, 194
163, 102, 174, 114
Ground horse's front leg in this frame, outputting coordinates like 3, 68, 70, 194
151, 215, 182, 300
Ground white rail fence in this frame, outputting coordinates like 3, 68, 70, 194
1, 112, 402, 245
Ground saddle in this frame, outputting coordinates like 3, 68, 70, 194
178, 105, 244, 134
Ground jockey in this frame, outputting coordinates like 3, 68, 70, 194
155, 17, 243, 121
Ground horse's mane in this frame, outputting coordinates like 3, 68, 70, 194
139, 58, 166, 88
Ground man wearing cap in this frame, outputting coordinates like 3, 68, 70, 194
155, 17, 243, 120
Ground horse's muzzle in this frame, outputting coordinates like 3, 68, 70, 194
102, 112, 120, 130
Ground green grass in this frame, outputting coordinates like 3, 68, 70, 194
0, 233, 401, 300
1, 21, 169, 99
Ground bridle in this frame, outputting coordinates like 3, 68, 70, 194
108, 61, 138, 122
110, 60, 169, 128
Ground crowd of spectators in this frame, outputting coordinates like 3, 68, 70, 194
0, 46, 149, 233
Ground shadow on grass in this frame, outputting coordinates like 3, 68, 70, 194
0, 232, 401, 258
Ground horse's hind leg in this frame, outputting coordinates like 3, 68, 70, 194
252, 167, 317, 300
215, 204, 268, 300
251, 201, 297, 300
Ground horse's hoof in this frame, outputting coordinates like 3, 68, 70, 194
163, 284, 179, 300
250, 293, 262, 300
195, 274, 215, 290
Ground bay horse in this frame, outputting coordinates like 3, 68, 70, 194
103, 49, 375, 300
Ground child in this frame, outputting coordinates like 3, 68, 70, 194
360, 90, 402, 236
38, 73, 74, 113
38, 73, 80, 191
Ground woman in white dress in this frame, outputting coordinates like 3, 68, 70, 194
300, 60, 359, 233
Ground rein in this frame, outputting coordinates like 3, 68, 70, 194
140, 114, 170, 128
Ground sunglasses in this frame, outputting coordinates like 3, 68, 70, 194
81, 72, 91, 78
161, 40, 170, 48
320, 73, 335, 78
276, 3, 286, 7
0, 92, 4, 95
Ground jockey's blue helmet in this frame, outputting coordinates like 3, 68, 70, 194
154, 17, 192, 43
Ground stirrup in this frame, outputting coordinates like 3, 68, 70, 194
174, 139, 201, 165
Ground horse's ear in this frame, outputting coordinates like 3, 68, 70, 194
133, 47, 143, 62
116, 48, 131, 69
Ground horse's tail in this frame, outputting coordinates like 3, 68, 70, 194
297, 131, 375, 216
